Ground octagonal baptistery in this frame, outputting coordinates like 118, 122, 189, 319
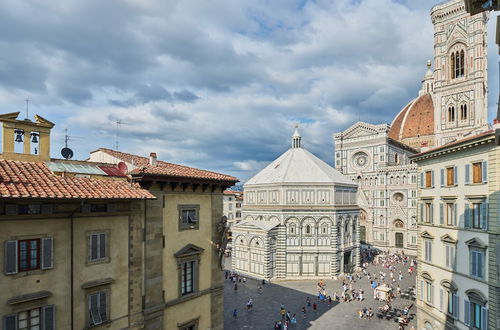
231, 128, 360, 281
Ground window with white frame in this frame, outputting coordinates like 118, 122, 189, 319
470, 249, 485, 280
445, 245, 456, 270
464, 290, 488, 330
424, 239, 432, 262
88, 291, 108, 326
4, 305, 55, 330
89, 232, 107, 262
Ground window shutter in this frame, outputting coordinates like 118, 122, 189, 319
481, 307, 487, 330
439, 203, 444, 225
431, 285, 434, 305
482, 161, 487, 183
419, 203, 423, 222
430, 203, 434, 223
99, 292, 107, 322
99, 233, 106, 259
440, 168, 444, 187
431, 170, 435, 187
41, 237, 53, 270
464, 300, 470, 326
465, 164, 470, 184
3, 314, 17, 330
478, 251, 484, 279
42, 305, 55, 330
4, 240, 18, 275
91, 235, 98, 261
480, 203, 487, 230
453, 204, 457, 226
445, 246, 449, 268
464, 204, 470, 228
453, 294, 459, 319
420, 172, 424, 188
439, 288, 444, 311
454, 166, 457, 185
5, 204, 18, 216
420, 280, 424, 301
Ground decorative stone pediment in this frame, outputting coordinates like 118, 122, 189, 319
465, 237, 487, 249
174, 243, 204, 258
440, 234, 457, 244
440, 279, 458, 292
421, 271, 434, 282
465, 289, 487, 305
420, 231, 434, 239
341, 122, 387, 139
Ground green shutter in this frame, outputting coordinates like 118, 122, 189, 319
464, 204, 470, 228
440, 168, 444, 187
439, 203, 444, 225
465, 164, 470, 184
482, 161, 487, 183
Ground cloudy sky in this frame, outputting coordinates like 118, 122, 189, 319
0, 0, 498, 183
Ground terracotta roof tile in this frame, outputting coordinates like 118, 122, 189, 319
96, 148, 238, 183
0, 159, 155, 200
389, 94, 435, 141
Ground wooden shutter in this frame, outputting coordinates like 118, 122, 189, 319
3, 314, 17, 330
42, 305, 55, 330
481, 307, 487, 330
439, 203, 444, 225
99, 233, 106, 259
431, 170, 435, 187
5, 204, 18, 216
465, 164, 470, 184
440, 168, 445, 187
464, 204, 470, 228
41, 237, 53, 270
464, 300, 470, 325
480, 203, 487, 230
439, 288, 444, 311
4, 240, 18, 275
99, 292, 107, 322
90, 234, 98, 261
420, 172, 424, 188
453, 204, 457, 226
430, 203, 434, 223
453, 294, 459, 319
482, 161, 487, 183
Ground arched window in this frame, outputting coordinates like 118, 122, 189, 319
289, 224, 296, 234
460, 50, 465, 77
306, 225, 311, 234
460, 104, 468, 120
321, 223, 328, 234
236, 211, 241, 218
394, 153, 399, 164
451, 53, 455, 79
448, 106, 455, 123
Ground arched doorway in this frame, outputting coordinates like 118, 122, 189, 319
395, 232, 404, 248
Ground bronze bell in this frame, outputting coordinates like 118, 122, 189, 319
31, 132, 39, 143
14, 129, 24, 143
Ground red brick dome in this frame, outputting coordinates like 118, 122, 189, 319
388, 93, 434, 141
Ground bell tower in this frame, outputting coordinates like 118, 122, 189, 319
431, 0, 489, 146
0, 112, 54, 161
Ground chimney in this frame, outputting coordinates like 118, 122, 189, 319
149, 152, 157, 166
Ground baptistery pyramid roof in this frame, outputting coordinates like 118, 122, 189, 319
245, 136, 354, 186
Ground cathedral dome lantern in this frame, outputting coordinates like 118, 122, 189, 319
292, 125, 302, 148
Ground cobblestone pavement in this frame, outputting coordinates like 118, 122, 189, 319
223, 258, 417, 330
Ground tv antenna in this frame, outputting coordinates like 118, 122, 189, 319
61, 128, 83, 159
114, 119, 128, 150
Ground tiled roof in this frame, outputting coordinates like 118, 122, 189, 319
389, 94, 434, 141
0, 159, 155, 200
98, 165, 127, 177
411, 130, 495, 158
96, 148, 238, 183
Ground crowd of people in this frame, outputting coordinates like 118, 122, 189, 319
227, 248, 418, 329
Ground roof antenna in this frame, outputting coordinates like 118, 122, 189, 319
114, 119, 128, 150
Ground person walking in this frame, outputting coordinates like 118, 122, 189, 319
306, 297, 311, 308
234, 283, 238, 291
232, 309, 237, 319
301, 307, 307, 318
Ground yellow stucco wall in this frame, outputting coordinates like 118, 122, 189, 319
0, 213, 130, 329
163, 189, 214, 302
164, 294, 211, 330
